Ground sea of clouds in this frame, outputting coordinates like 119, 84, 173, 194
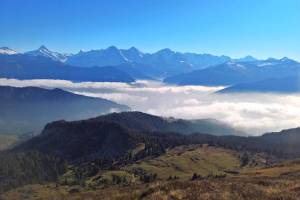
1, 78, 300, 135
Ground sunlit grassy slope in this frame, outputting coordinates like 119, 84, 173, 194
2, 145, 300, 200
125, 145, 240, 180
2, 174, 300, 200
241, 159, 300, 178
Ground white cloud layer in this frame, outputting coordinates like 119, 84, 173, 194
1, 78, 300, 135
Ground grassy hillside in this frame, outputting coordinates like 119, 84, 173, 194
3, 114, 300, 199
2, 172, 300, 200
2, 145, 300, 200
125, 145, 240, 180
241, 159, 300, 178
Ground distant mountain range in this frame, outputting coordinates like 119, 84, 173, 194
0, 47, 17, 55
218, 76, 300, 93
164, 58, 300, 89
64, 46, 234, 77
0, 86, 129, 134
1, 45, 300, 93
0, 45, 252, 79
0, 54, 134, 82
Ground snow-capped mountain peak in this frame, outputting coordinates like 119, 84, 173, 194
279, 57, 295, 63
25, 45, 68, 62
38, 45, 49, 51
0, 47, 18, 55
127, 47, 144, 58
234, 55, 258, 63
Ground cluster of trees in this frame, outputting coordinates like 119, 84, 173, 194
168, 175, 179, 180
111, 175, 132, 185
0, 151, 67, 192
139, 173, 158, 183
191, 172, 226, 181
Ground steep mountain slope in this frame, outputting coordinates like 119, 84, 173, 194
0, 54, 135, 82
25, 45, 69, 62
13, 120, 139, 161
0, 86, 129, 134
67, 46, 129, 67
183, 53, 230, 68
120, 47, 144, 63
164, 58, 300, 86
0, 47, 17, 55
140, 48, 194, 77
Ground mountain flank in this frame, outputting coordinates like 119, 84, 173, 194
0, 86, 129, 134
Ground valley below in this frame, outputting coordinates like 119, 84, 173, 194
2, 78, 300, 135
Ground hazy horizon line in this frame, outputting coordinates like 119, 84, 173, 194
2, 44, 299, 62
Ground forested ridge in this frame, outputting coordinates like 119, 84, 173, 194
2, 112, 300, 192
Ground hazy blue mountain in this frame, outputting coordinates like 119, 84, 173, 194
234, 55, 258, 62
2, 45, 265, 79
4, 45, 293, 82
111, 63, 155, 80
25, 45, 69, 62
164, 61, 256, 86
183, 53, 231, 68
0, 47, 18, 55
0, 54, 135, 82
66, 46, 233, 78
67, 46, 159, 79
120, 46, 144, 63
0, 86, 129, 134
140, 48, 193, 77
67, 46, 129, 67
218, 76, 300, 93
164, 58, 300, 86
66, 47, 192, 78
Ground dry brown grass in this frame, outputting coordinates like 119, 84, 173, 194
124, 145, 240, 180
2, 176, 300, 200
2, 146, 300, 200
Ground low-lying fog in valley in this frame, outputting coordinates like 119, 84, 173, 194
1, 78, 300, 136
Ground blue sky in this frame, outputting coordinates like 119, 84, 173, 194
0, 0, 299, 60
